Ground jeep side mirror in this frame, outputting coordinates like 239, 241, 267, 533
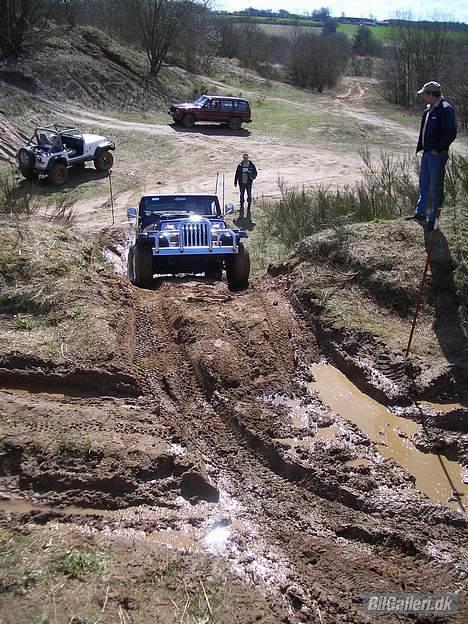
225, 203, 234, 215
127, 207, 137, 219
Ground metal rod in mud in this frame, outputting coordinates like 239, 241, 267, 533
405, 208, 441, 358
214, 172, 219, 195
109, 169, 115, 225
222, 174, 225, 212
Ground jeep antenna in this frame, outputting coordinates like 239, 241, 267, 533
222, 174, 225, 214
109, 169, 115, 225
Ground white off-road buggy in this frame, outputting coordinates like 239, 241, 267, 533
17, 124, 115, 186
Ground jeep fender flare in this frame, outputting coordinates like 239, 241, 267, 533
46, 156, 68, 170
94, 142, 115, 159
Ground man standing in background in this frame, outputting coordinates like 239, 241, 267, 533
406, 81, 457, 231
234, 153, 257, 214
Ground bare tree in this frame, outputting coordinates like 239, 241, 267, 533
171, 3, 219, 72
289, 31, 350, 92
382, 17, 454, 107
0, 0, 59, 56
131, 0, 198, 77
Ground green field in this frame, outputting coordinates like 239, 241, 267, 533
228, 18, 468, 42
336, 23, 388, 40
224, 15, 322, 27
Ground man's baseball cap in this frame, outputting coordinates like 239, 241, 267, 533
417, 81, 442, 94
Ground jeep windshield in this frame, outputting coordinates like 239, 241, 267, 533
140, 195, 220, 221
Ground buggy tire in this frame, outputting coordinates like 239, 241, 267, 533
133, 242, 154, 288
182, 114, 195, 128
20, 167, 37, 181
94, 150, 113, 172
48, 163, 68, 186
226, 243, 250, 291
228, 117, 242, 130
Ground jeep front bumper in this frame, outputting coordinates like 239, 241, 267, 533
141, 218, 246, 256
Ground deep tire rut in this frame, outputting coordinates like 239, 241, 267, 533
129, 281, 467, 623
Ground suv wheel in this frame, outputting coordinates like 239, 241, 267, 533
182, 114, 195, 128
48, 163, 68, 186
133, 242, 154, 288
228, 117, 242, 130
94, 150, 114, 172
225, 243, 250, 291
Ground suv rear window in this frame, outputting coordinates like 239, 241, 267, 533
234, 101, 249, 111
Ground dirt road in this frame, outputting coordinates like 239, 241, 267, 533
32, 75, 420, 230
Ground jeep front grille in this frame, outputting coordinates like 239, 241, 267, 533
181, 221, 211, 249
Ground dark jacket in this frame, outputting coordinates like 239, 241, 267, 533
416, 97, 457, 153
234, 161, 257, 186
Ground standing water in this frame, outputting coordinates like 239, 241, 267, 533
310, 364, 467, 514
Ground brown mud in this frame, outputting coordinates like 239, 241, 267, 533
1, 266, 467, 622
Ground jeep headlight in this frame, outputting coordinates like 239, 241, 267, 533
159, 231, 179, 246
211, 222, 226, 230
161, 223, 177, 231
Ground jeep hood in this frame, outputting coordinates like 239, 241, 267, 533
82, 133, 109, 143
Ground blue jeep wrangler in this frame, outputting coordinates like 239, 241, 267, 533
127, 194, 250, 290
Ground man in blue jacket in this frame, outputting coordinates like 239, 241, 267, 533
406, 81, 457, 231
234, 153, 257, 213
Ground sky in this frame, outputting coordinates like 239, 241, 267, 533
215, 1, 468, 23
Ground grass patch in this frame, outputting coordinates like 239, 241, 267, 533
250, 98, 333, 140
175, 579, 221, 624
56, 549, 106, 578
57, 435, 92, 456
12, 316, 34, 331
0, 220, 102, 313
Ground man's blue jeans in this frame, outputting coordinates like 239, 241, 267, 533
416, 151, 448, 221
240, 181, 252, 209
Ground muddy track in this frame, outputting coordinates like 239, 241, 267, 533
128, 280, 467, 622
1, 277, 467, 622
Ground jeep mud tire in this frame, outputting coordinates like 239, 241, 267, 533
127, 246, 136, 285
20, 167, 37, 181
133, 242, 154, 288
228, 117, 242, 130
18, 148, 35, 169
94, 150, 114, 172
48, 162, 68, 186
226, 243, 250, 291
205, 266, 223, 281
182, 114, 195, 129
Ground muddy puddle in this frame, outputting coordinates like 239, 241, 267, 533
310, 364, 467, 513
